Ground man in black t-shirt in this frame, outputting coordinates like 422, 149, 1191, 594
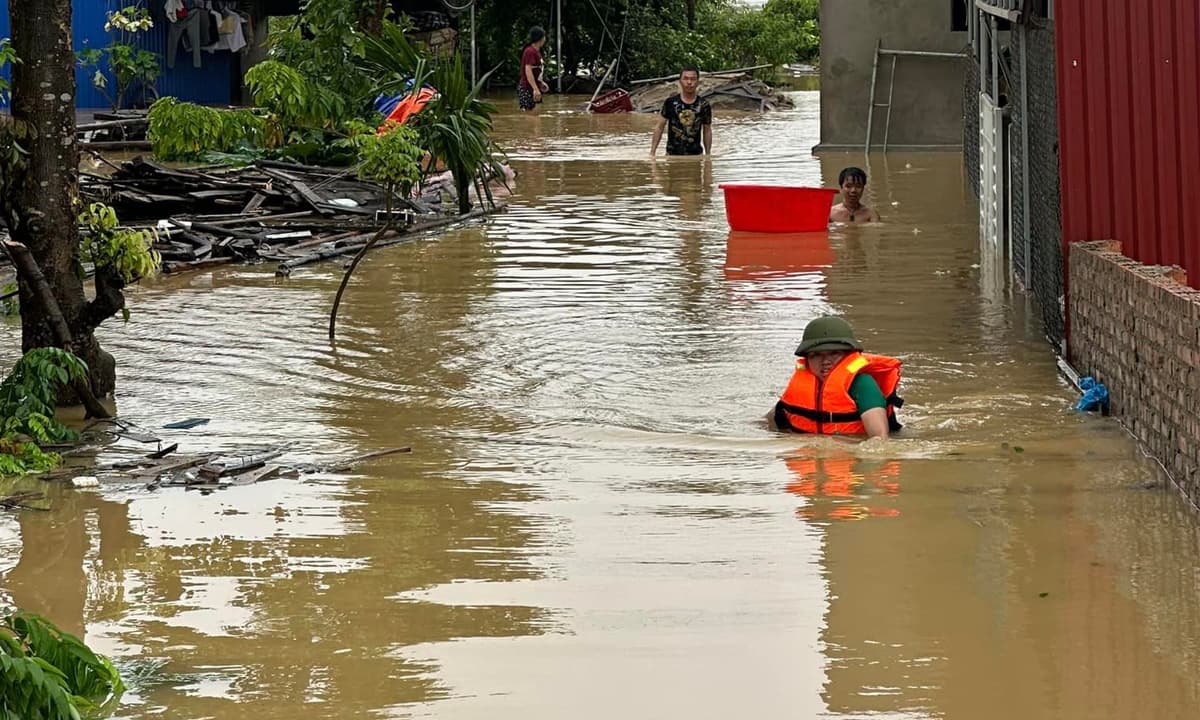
650, 66, 712, 156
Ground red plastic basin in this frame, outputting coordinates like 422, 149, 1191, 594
719, 184, 838, 232
589, 88, 633, 113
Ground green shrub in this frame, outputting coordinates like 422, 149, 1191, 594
358, 123, 425, 194
1, 612, 125, 719
0, 348, 86, 448
147, 97, 264, 160
78, 203, 161, 285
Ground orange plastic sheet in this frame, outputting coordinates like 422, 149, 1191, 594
378, 86, 437, 133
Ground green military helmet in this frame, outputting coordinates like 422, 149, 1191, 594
794, 316, 864, 356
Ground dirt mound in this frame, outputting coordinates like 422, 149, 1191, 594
628, 73, 794, 113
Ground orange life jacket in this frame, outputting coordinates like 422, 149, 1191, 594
777, 352, 903, 435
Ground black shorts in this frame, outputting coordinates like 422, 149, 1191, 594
518, 85, 538, 111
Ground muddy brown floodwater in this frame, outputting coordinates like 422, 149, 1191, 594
2, 92, 1200, 719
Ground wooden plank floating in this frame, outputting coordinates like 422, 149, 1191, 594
198, 447, 290, 480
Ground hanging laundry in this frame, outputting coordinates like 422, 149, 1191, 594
204, 9, 247, 53
166, 5, 204, 68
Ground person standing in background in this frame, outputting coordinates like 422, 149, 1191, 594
519, 26, 551, 112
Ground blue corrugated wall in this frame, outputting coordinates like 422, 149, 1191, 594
0, 1, 236, 110
0, 6, 9, 104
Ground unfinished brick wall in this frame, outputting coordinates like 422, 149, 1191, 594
1070, 241, 1200, 505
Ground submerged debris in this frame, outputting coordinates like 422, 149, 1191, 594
60, 420, 417, 494
0, 492, 47, 511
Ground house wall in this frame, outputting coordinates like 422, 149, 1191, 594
1070, 241, 1200, 506
0, 1, 255, 110
1056, 0, 1200, 292
816, 0, 967, 151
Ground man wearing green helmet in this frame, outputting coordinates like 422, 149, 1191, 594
770, 316, 904, 439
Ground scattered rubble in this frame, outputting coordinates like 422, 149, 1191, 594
75, 155, 508, 277
0, 492, 46, 511
77, 112, 150, 151
23, 418, 417, 495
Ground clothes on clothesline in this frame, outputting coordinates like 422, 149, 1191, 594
164, 0, 252, 69
204, 9, 248, 54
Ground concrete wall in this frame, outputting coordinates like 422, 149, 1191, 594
1069, 241, 1200, 507
817, 0, 967, 151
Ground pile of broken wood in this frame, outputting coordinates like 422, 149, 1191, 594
78, 156, 500, 277
78, 112, 150, 151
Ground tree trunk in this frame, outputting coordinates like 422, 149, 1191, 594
686, 0, 697, 30
2, 0, 117, 402
455, 171, 472, 215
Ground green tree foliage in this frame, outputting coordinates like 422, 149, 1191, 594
621, 1, 719, 80
470, 0, 819, 85
763, 0, 819, 24
0, 612, 125, 720
0, 348, 86, 445
267, 0, 401, 122
78, 204, 161, 285
707, 0, 818, 70
473, 1, 564, 87
244, 60, 338, 133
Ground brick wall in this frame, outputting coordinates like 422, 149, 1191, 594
1070, 241, 1200, 505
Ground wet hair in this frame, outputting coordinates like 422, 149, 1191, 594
679, 65, 700, 78
838, 167, 867, 186
528, 26, 546, 44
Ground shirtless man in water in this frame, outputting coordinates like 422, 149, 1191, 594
829, 166, 880, 224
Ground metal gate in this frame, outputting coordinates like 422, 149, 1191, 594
979, 92, 1004, 250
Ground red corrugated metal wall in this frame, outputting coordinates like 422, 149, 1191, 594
1056, 0, 1200, 290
